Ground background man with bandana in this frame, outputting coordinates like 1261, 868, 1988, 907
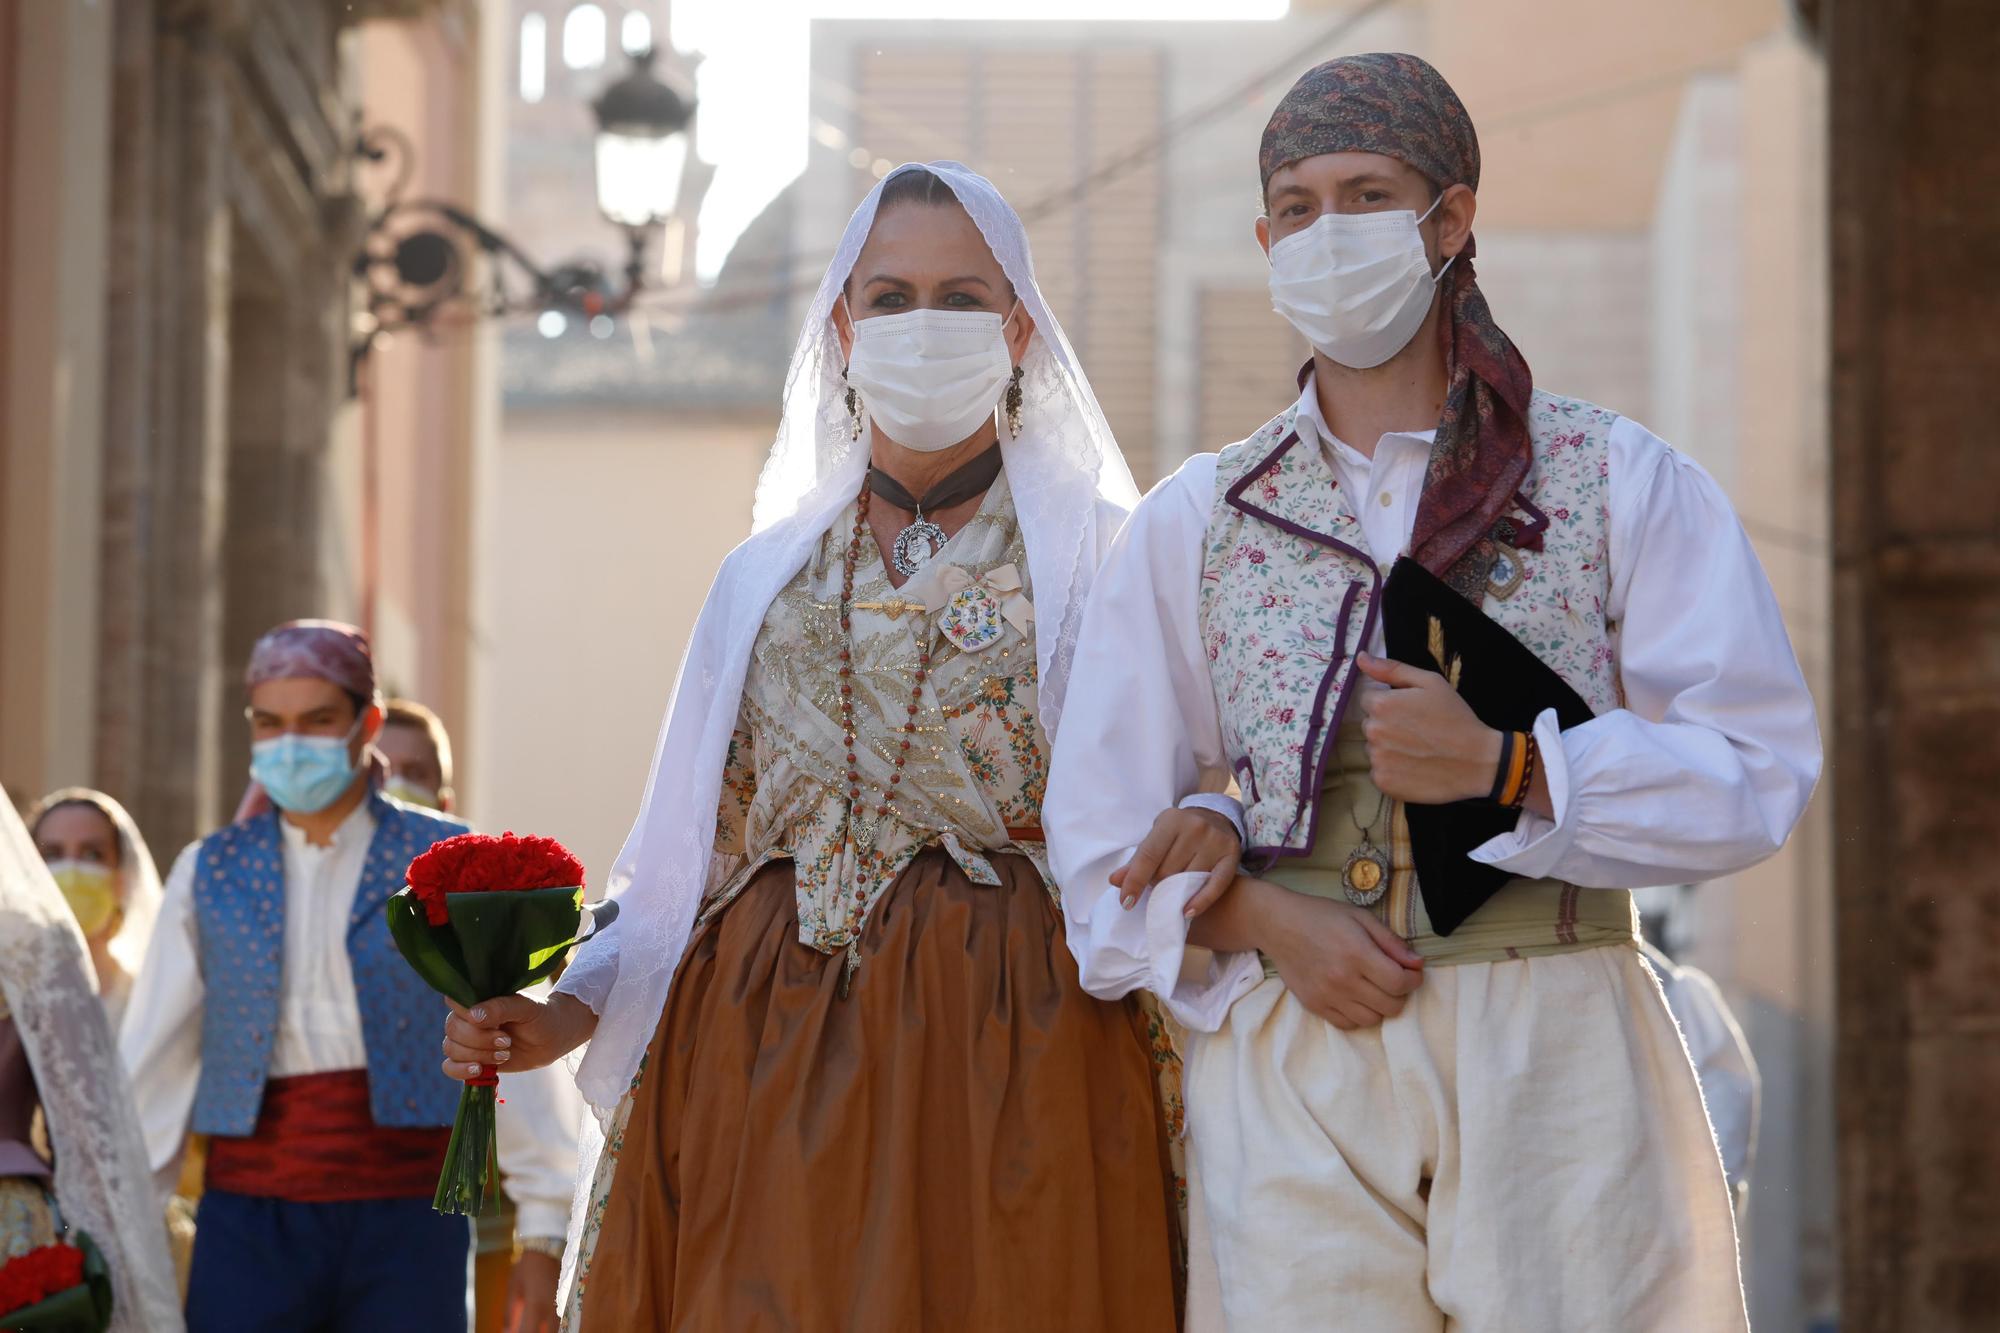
121, 621, 480, 1332
1048, 53, 1820, 1329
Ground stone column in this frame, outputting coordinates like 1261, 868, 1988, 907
1829, 0, 2000, 1326
94, 0, 158, 812
129, 18, 234, 845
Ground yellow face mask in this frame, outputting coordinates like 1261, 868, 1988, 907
383, 777, 441, 811
47, 861, 119, 938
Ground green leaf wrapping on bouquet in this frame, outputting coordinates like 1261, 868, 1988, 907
1, 1230, 114, 1333
384, 886, 585, 1008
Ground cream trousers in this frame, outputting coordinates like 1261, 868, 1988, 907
1182, 945, 1747, 1332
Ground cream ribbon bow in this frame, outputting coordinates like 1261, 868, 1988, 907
917, 562, 1035, 636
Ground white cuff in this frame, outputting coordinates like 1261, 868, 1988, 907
1469, 709, 1577, 879
1075, 872, 1260, 1034
1140, 871, 1264, 1034
552, 929, 619, 1016
1177, 792, 1247, 845
512, 1200, 572, 1245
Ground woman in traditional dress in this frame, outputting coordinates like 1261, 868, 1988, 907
442, 162, 1195, 1330
0, 785, 184, 1331
25, 789, 164, 1031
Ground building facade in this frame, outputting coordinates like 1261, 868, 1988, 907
0, 0, 498, 846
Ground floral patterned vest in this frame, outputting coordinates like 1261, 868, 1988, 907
1199, 390, 1624, 865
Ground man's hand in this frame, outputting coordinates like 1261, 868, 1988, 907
1258, 886, 1426, 1029
503, 1250, 560, 1333
1356, 652, 1502, 804
1110, 806, 1241, 914
441, 991, 597, 1083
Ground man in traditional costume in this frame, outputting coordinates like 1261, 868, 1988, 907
121, 621, 573, 1333
0, 784, 184, 1332
1047, 54, 1820, 1329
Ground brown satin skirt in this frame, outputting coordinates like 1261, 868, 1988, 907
576, 849, 1181, 1333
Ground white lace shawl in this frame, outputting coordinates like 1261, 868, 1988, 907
556, 162, 1139, 1296
0, 787, 183, 1332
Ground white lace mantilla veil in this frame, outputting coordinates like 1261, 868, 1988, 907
0, 787, 184, 1332
557, 161, 1139, 1293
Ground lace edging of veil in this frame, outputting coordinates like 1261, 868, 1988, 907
0, 787, 185, 1333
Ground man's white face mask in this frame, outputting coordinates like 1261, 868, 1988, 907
1266, 195, 1455, 370
843, 299, 1020, 451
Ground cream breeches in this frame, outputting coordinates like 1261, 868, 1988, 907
1183, 946, 1747, 1332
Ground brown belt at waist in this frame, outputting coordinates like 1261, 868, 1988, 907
203, 1070, 449, 1203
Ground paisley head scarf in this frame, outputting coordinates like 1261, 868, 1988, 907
1261, 52, 1538, 601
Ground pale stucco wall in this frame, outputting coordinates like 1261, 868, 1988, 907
477, 411, 773, 884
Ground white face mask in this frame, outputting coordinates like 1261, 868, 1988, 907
1267, 196, 1455, 370
844, 301, 1019, 451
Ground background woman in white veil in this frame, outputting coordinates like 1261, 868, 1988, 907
25, 789, 165, 1031
0, 784, 185, 1331
442, 163, 1183, 1329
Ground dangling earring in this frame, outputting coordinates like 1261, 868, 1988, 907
844, 367, 863, 441
1005, 365, 1024, 438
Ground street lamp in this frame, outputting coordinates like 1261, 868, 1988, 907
347, 45, 698, 382
591, 46, 696, 307
592, 47, 695, 231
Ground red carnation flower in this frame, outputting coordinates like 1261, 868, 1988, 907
407, 832, 586, 926
0, 1242, 86, 1316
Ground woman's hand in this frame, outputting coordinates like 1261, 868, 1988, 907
440, 990, 598, 1083
1356, 652, 1502, 804
1110, 806, 1242, 912
1256, 884, 1426, 1029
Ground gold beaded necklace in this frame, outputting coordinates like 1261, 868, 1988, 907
837, 485, 931, 889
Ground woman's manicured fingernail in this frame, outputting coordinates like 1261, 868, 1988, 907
1121, 894, 1137, 910
467, 1064, 480, 1077
1184, 903, 1198, 918
496, 1034, 511, 1048
495, 1050, 510, 1063
472, 1007, 487, 1022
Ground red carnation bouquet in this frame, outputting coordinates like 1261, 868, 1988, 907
388, 831, 610, 1215
0, 1234, 111, 1332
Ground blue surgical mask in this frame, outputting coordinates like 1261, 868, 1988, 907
250, 719, 363, 814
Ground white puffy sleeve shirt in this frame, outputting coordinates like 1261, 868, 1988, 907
1045, 409, 1822, 1033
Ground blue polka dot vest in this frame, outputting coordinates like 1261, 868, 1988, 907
189, 791, 469, 1136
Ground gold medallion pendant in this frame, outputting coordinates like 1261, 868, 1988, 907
1343, 841, 1389, 907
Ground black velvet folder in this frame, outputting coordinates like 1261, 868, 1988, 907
1379, 555, 1597, 936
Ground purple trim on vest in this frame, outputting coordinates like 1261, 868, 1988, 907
1232, 756, 1260, 806
1278, 578, 1363, 849
1511, 492, 1551, 550
1223, 433, 1377, 571
1223, 430, 1384, 870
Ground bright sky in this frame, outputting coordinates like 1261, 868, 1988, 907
670, 0, 1288, 278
